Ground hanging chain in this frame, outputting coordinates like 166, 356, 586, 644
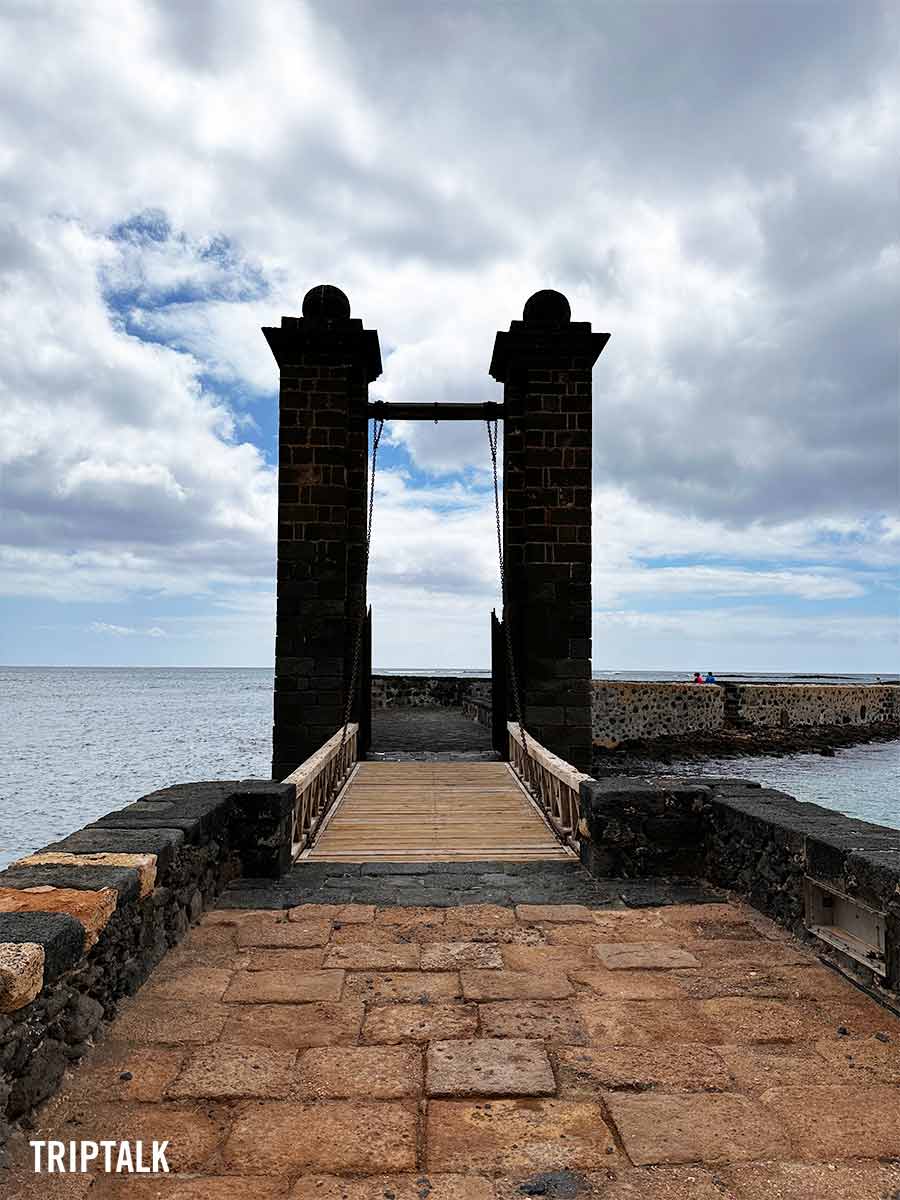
487, 419, 532, 787
340, 417, 385, 754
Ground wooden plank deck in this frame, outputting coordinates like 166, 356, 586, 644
304, 761, 573, 862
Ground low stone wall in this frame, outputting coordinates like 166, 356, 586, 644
579, 774, 900, 999
0, 779, 294, 1146
591, 680, 725, 747
371, 674, 490, 709
727, 683, 898, 729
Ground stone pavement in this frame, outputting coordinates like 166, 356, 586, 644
369, 706, 496, 758
3, 888, 900, 1198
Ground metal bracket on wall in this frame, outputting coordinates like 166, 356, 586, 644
804, 875, 888, 977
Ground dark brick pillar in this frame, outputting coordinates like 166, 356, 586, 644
490, 290, 609, 771
263, 285, 381, 779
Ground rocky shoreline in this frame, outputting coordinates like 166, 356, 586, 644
591, 719, 900, 777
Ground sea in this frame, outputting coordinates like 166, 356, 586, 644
1, 666, 897, 870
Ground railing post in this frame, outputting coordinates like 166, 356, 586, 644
359, 606, 372, 757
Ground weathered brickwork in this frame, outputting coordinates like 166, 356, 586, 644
729, 683, 898, 729
491, 291, 609, 771
591, 681, 725, 747
264, 285, 382, 780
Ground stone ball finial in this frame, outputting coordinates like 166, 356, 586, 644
523, 289, 571, 323
302, 284, 351, 319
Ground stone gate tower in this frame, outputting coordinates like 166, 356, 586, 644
263, 285, 381, 780
491, 290, 609, 772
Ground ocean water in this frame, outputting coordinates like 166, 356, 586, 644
0, 666, 897, 869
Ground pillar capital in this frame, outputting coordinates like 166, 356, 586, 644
489, 290, 609, 381
262, 284, 382, 380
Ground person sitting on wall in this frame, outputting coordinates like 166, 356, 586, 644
693, 672, 704, 683
705, 671, 717, 683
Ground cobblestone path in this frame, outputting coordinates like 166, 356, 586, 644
4, 880, 900, 1198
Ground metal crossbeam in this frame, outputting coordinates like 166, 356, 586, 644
366, 401, 504, 421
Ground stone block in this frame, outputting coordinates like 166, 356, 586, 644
113, 999, 230, 1044
426, 1038, 555, 1097
605, 1092, 790, 1165
166, 1045, 297, 1100
223, 968, 344, 1004
323, 942, 420, 970
575, 998, 719, 1046
344, 971, 461, 1003
223, 1100, 417, 1174
362, 1002, 478, 1045
421, 942, 504, 969
759, 1083, 900, 1159
568, 968, 686, 999
593, 944, 700, 970
479, 1000, 590, 1044
0, 941, 44, 1012
460, 969, 573, 1001
297, 1044, 422, 1098
236, 918, 332, 948
723, 1161, 900, 1200
515, 904, 597, 923
0, 884, 117, 950
43, 827, 184, 875
289, 1177, 494, 1200
0, 862, 143, 904
220, 1001, 364, 1049
16, 851, 157, 898
58, 1100, 226, 1172
0, 910, 85, 980
557, 1044, 729, 1095
426, 1098, 616, 1171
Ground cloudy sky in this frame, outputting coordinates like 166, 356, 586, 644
0, 0, 897, 673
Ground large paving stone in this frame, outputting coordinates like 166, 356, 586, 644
426, 1098, 616, 1171
814, 1032, 900, 1083
113, 999, 231, 1044
426, 1038, 555, 1097
289, 1176, 494, 1200
605, 1092, 790, 1165
575, 999, 719, 1046
236, 918, 332, 949
223, 968, 344, 1004
493, 1168, 729, 1199
363, 1002, 479, 1045
500, 944, 593, 972
421, 942, 504, 969
344, 970, 461, 1003
556, 1044, 730, 1095
593, 943, 700, 970
297, 1044, 422, 1099
68, 1101, 227, 1172
223, 1100, 417, 1173
323, 942, 420, 970
516, 904, 598, 923
759, 1083, 900, 1159
568, 968, 687, 999
166, 1045, 297, 1100
723, 1161, 900, 1200
698, 997, 834, 1043
479, 1000, 590, 1044
142, 966, 233, 1001
460, 969, 574, 1001
716, 1043, 842, 1092
220, 1001, 363, 1049
67, 1042, 186, 1103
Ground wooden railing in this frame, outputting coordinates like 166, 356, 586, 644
282, 724, 359, 859
507, 722, 593, 850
